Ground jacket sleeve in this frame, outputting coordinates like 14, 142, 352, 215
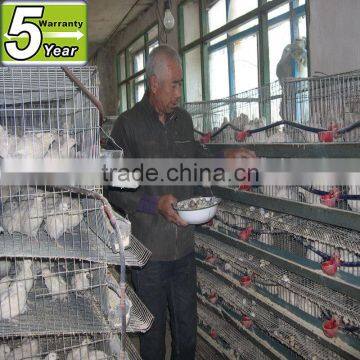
105, 115, 154, 215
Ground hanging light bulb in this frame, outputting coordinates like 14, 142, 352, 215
163, 0, 175, 31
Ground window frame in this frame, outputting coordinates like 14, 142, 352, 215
116, 23, 159, 113
178, 0, 309, 105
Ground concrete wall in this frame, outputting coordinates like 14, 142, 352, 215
309, 0, 360, 75
93, 0, 360, 116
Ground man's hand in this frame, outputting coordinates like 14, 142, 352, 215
157, 194, 188, 227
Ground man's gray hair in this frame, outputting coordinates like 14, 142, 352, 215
145, 44, 181, 82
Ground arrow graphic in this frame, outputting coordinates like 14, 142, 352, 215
3, 31, 83, 40
44, 31, 84, 40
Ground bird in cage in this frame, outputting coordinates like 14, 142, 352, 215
70, 269, 92, 292
0, 281, 28, 320
230, 113, 249, 130
88, 349, 108, 360
0, 260, 34, 320
109, 335, 130, 360
0, 273, 12, 297
41, 266, 68, 301
0, 126, 18, 159
45, 135, 77, 159
4, 338, 40, 360
244, 118, 267, 143
0, 343, 10, 359
65, 338, 92, 360
2, 191, 45, 237
44, 195, 83, 240
14, 132, 55, 158
0, 260, 11, 279
43, 352, 58, 360
16, 259, 34, 293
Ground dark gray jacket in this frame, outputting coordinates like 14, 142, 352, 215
106, 94, 209, 261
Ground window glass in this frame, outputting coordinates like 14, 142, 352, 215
133, 51, 144, 73
182, 1, 200, 46
207, 0, 226, 32
209, 46, 229, 100
117, 25, 158, 114
120, 84, 127, 113
268, 19, 291, 83
148, 41, 159, 55
268, 3, 289, 19
297, 14, 308, 77
135, 74, 145, 103
119, 52, 126, 81
184, 46, 202, 102
179, 0, 308, 106
209, 33, 227, 46
228, 0, 258, 22
228, 17, 258, 37
233, 33, 258, 93
295, 0, 306, 7
298, 13, 307, 38
135, 82, 145, 103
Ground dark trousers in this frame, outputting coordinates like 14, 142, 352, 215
132, 252, 197, 360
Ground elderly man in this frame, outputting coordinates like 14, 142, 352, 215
107, 45, 205, 360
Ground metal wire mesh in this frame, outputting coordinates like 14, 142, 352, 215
197, 267, 342, 360
184, 71, 360, 144
196, 333, 226, 360
258, 185, 359, 213
283, 72, 360, 142
214, 200, 360, 276
0, 333, 140, 360
0, 66, 144, 360
0, 67, 100, 158
0, 256, 152, 337
0, 258, 109, 336
195, 232, 360, 329
0, 187, 151, 266
105, 273, 154, 333
197, 301, 271, 360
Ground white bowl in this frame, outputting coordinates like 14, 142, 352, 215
174, 197, 221, 225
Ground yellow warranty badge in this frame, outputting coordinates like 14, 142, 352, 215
1, 0, 87, 65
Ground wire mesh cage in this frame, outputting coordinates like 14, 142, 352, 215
105, 273, 154, 333
213, 200, 360, 277
0, 66, 144, 360
0, 186, 151, 266
0, 67, 100, 159
196, 333, 226, 360
197, 301, 271, 360
0, 256, 152, 337
0, 333, 140, 360
0, 257, 108, 336
197, 267, 343, 360
195, 233, 360, 337
184, 71, 360, 144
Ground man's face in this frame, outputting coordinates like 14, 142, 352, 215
151, 58, 182, 114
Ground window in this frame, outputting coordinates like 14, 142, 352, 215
179, 0, 308, 123
184, 46, 203, 102
208, 45, 229, 100
233, 32, 258, 94
180, 0, 200, 46
116, 25, 159, 113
